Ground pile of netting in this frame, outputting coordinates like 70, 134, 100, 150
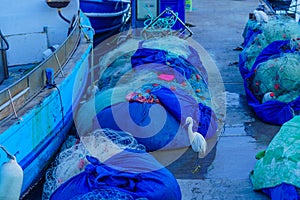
239, 14, 300, 125
251, 52, 300, 103
96, 36, 216, 151
42, 129, 145, 200
75, 36, 218, 151
239, 15, 300, 77
250, 116, 300, 199
42, 128, 181, 200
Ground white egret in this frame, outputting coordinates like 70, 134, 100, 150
185, 117, 207, 157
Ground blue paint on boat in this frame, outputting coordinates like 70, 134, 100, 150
0, 2, 94, 197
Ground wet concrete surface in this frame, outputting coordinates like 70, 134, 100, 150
166, 0, 280, 199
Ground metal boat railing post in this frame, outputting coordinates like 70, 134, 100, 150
54, 52, 65, 77
7, 89, 18, 119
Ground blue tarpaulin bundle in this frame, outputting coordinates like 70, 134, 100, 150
240, 32, 300, 125
50, 149, 182, 200
94, 44, 218, 151
95, 86, 217, 151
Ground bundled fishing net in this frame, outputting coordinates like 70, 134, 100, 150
89, 36, 218, 151
46, 129, 182, 200
251, 52, 300, 103
239, 12, 300, 125
97, 36, 211, 107
142, 36, 191, 59
42, 129, 145, 200
42, 142, 89, 200
240, 15, 300, 74
250, 116, 300, 199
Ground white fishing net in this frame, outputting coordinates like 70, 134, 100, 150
42, 142, 89, 200
70, 188, 136, 200
42, 129, 146, 200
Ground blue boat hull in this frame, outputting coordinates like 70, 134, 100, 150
0, 13, 93, 197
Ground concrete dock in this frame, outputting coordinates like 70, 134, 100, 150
166, 0, 280, 199
22, 1, 281, 199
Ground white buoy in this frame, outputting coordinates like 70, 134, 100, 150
262, 92, 276, 103
185, 117, 207, 157
0, 146, 23, 200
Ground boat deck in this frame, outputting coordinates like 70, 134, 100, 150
0, 64, 37, 91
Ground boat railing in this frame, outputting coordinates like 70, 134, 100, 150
0, 16, 81, 122
83, 3, 130, 18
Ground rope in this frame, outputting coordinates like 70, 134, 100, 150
0, 145, 15, 160
143, 5, 178, 31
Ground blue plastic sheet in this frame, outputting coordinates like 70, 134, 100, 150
94, 47, 218, 150
94, 85, 217, 151
262, 183, 299, 200
50, 150, 182, 200
131, 47, 197, 83
94, 101, 185, 151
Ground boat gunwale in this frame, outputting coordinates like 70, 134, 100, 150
83, 3, 130, 18
0, 15, 81, 122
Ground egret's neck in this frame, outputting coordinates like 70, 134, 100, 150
188, 123, 193, 135
187, 123, 195, 143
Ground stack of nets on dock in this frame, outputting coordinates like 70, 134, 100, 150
239, 15, 300, 125
75, 36, 218, 151
250, 116, 300, 199
240, 15, 300, 77
251, 52, 300, 103
42, 129, 181, 200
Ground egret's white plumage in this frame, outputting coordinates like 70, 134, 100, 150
185, 117, 207, 157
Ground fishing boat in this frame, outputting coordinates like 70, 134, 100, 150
0, 0, 93, 198
79, 0, 130, 45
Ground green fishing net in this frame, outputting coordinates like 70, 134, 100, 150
251, 53, 300, 103
96, 37, 212, 109
244, 15, 300, 71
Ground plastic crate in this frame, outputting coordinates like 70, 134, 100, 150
160, 0, 185, 30
131, 0, 185, 30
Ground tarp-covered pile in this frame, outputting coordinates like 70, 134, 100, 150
51, 36, 221, 199
43, 129, 182, 200
250, 116, 300, 199
76, 36, 218, 151
239, 15, 300, 125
